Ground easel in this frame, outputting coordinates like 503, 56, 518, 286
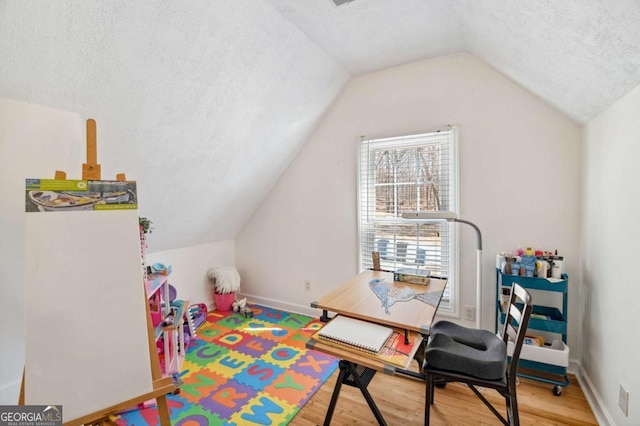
20, 119, 175, 426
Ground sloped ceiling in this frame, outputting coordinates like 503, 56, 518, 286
268, 0, 640, 123
2, 1, 640, 251
0, 1, 349, 251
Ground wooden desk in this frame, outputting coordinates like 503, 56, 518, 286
309, 270, 447, 425
312, 269, 447, 334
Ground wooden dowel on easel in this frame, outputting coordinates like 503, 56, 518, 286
53, 119, 128, 181
82, 119, 101, 180
86, 119, 97, 165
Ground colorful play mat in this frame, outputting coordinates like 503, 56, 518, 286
114, 305, 338, 425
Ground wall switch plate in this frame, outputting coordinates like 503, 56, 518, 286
619, 384, 629, 416
463, 306, 475, 321
305, 280, 311, 291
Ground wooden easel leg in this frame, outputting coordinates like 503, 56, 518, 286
156, 394, 171, 426
142, 273, 175, 426
19, 369, 25, 404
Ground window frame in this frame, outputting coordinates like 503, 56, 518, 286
356, 126, 460, 316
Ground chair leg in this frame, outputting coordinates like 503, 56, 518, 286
503, 374, 520, 426
425, 373, 433, 425
509, 386, 519, 426
504, 395, 512, 425
432, 381, 436, 404
430, 374, 436, 404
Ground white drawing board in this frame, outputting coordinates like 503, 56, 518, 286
0, 97, 83, 403
25, 209, 153, 421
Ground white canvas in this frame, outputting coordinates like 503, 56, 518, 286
25, 209, 153, 422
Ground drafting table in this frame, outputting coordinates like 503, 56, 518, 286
309, 270, 447, 425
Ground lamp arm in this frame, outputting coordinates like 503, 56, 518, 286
451, 218, 483, 329
451, 218, 482, 250
402, 213, 484, 329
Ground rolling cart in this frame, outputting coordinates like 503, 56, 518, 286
496, 269, 570, 395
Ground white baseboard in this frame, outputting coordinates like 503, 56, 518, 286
239, 292, 321, 318
568, 358, 578, 375
0, 379, 21, 405
576, 364, 614, 426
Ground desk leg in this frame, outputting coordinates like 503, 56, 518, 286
345, 362, 387, 426
320, 309, 330, 323
324, 361, 348, 426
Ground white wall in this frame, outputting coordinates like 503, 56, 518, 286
146, 240, 235, 310
237, 53, 583, 352
0, 97, 237, 402
582, 83, 640, 425
0, 98, 83, 403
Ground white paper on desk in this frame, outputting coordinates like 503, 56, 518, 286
318, 315, 393, 353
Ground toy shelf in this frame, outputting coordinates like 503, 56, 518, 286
160, 299, 189, 376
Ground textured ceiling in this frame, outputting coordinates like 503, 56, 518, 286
0, 1, 349, 251
266, 0, 464, 75
267, 0, 640, 123
457, 0, 640, 124
2, 1, 640, 251
266, 0, 464, 74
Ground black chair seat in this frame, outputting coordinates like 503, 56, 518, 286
426, 320, 506, 380
423, 284, 533, 426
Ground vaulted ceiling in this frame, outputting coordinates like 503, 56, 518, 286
267, 0, 640, 123
2, 1, 639, 251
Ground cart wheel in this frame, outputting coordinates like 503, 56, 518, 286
552, 386, 562, 396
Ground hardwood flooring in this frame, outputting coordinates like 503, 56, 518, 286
291, 366, 597, 425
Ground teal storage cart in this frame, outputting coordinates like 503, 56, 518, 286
495, 269, 570, 396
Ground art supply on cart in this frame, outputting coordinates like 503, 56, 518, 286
521, 249, 537, 277
500, 287, 511, 313
496, 247, 569, 395
536, 260, 550, 278
550, 256, 564, 278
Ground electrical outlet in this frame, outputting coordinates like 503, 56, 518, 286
305, 280, 311, 291
463, 306, 475, 321
619, 384, 629, 416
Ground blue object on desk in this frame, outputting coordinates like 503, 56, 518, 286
370, 278, 415, 314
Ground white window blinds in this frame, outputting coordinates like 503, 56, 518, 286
358, 128, 458, 309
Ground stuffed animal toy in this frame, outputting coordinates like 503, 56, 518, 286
232, 297, 247, 312
231, 298, 253, 317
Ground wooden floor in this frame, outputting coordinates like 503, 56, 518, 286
291, 365, 597, 425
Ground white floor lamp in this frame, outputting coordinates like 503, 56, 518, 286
402, 211, 483, 329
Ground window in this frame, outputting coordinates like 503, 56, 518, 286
358, 127, 458, 311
